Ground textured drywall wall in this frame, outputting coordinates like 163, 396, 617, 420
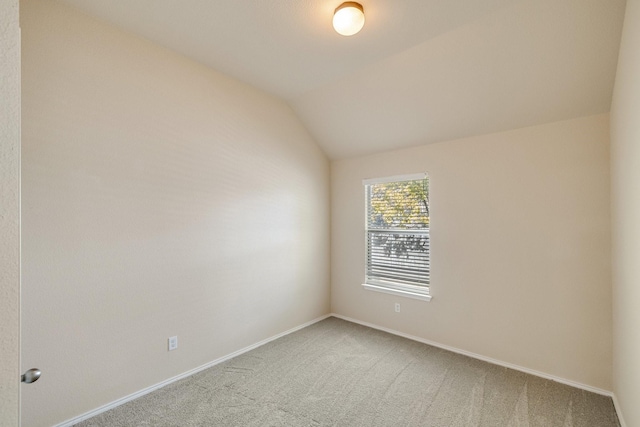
611, 0, 640, 425
332, 115, 612, 391
0, 0, 21, 425
20, 1, 330, 426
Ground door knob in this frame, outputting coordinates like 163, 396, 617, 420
21, 368, 41, 384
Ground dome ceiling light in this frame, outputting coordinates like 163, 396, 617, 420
333, 2, 365, 36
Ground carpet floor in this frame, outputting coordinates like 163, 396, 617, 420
75, 317, 619, 426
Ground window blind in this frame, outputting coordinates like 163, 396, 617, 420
365, 176, 430, 289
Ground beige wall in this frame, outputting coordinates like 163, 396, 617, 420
611, 0, 640, 425
20, 1, 330, 426
0, 0, 21, 425
332, 115, 612, 391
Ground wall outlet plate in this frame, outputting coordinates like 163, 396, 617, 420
395, 303, 401, 313
168, 336, 178, 351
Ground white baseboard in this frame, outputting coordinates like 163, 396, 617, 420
611, 393, 627, 427
330, 313, 614, 398
54, 314, 332, 427
55, 312, 626, 427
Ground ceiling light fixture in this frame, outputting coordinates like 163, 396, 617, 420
333, 2, 365, 36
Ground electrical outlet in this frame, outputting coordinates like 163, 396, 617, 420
395, 303, 401, 313
168, 336, 178, 351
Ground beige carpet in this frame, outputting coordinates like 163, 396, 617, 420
76, 317, 619, 426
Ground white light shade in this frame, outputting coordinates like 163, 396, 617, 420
333, 2, 365, 36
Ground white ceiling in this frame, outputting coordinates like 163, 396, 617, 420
59, 0, 626, 159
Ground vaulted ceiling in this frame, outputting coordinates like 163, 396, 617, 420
59, 0, 626, 159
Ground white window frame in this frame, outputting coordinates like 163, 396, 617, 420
362, 173, 432, 302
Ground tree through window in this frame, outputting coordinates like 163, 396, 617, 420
364, 174, 431, 300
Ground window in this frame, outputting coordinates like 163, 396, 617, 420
363, 173, 431, 301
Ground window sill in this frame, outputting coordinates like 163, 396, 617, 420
362, 283, 432, 302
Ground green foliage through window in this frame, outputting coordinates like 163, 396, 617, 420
368, 178, 429, 229
365, 176, 430, 288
